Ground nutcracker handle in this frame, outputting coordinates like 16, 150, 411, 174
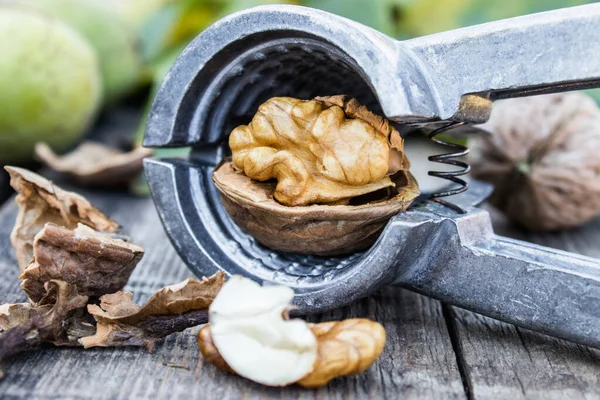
402, 3, 600, 122
389, 199, 600, 349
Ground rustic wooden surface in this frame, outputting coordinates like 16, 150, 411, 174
0, 184, 599, 399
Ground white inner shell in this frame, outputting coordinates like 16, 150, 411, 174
209, 276, 318, 386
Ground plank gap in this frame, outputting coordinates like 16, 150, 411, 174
442, 303, 474, 400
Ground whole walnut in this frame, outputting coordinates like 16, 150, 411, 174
471, 93, 600, 231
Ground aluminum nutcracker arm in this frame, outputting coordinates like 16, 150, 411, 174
143, 4, 600, 148
387, 184, 600, 348
397, 4, 600, 122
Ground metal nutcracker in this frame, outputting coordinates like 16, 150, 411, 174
143, 5, 600, 348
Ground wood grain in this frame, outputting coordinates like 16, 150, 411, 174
0, 189, 465, 399
446, 205, 600, 400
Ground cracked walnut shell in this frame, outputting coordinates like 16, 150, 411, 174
215, 96, 419, 255
5, 166, 119, 272
213, 162, 419, 255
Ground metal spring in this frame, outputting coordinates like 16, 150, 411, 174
427, 121, 470, 214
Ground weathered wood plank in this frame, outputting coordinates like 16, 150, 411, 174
448, 206, 600, 400
0, 188, 465, 399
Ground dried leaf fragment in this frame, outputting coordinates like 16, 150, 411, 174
81, 272, 225, 351
20, 223, 144, 303
229, 96, 409, 206
5, 166, 119, 272
35, 142, 152, 187
198, 276, 386, 388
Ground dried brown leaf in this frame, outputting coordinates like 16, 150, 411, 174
35, 142, 152, 187
5, 166, 119, 272
20, 223, 144, 303
81, 272, 226, 351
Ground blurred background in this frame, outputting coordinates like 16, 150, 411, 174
1, 0, 599, 201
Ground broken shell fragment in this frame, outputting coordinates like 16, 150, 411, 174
20, 223, 144, 303
213, 162, 419, 255
208, 276, 318, 387
5, 166, 119, 272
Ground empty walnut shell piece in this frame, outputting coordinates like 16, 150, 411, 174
213, 162, 419, 255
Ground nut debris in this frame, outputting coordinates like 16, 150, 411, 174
5, 166, 119, 272
198, 276, 386, 388
0, 167, 227, 379
21, 223, 144, 303
0, 280, 89, 377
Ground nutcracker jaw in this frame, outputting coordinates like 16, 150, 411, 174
143, 3, 600, 150
142, 157, 497, 314
143, 4, 600, 348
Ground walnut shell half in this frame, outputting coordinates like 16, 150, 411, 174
213, 162, 419, 256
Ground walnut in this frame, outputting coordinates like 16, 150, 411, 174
471, 93, 600, 231
229, 96, 409, 206
5, 166, 119, 272
197, 276, 386, 388
297, 319, 386, 388
35, 142, 152, 187
215, 96, 419, 255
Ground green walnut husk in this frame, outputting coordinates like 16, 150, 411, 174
0, 5, 102, 163
24, 0, 143, 104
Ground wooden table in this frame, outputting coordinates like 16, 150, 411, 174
0, 181, 599, 399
